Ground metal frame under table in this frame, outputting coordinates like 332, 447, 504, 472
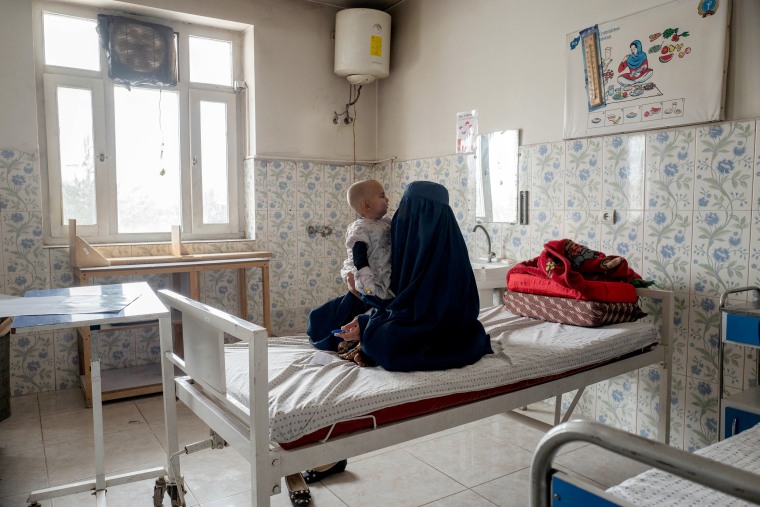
12, 282, 169, 507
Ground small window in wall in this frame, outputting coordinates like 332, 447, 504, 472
37, 4, 243, 242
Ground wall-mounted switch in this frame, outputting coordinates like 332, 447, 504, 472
599, 210, 616, 224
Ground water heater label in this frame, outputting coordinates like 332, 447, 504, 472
370, 36, 383, 57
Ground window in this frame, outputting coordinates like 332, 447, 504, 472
37, 5, 243, 242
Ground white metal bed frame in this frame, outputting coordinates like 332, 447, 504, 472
155, 287, 673, 507
530, 420, 760, 506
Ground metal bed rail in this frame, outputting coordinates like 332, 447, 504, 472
530, 420, 760, 506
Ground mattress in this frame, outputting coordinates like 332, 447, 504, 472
506, 272, 639, 303
224, 305, 659, 446
606, 423, 760, 506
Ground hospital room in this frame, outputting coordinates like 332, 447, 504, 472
1, 0, 760, 505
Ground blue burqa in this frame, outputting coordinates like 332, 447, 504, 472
308, 181, 492, 371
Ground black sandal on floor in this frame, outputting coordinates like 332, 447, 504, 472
301, 459, 348, 484
285, 473, 311, 506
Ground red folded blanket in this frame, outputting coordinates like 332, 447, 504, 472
506, 239, 650, 303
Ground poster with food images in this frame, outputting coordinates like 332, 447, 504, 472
564, 0, 730, 139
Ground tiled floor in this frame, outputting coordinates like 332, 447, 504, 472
0, 389, 651, 506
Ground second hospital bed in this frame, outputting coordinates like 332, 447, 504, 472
154, 287, 673, 506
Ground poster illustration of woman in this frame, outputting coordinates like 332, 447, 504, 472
617, 39, 653, 85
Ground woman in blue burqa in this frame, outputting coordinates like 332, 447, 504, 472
617, 39, 653, 85
290, 181, 493, 505
307, 180, 492, 371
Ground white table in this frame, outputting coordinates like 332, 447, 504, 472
11, 282, 169, 507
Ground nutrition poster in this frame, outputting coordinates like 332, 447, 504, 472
564, 0, 730, 139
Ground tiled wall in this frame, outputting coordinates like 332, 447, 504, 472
3, 116, 759, 451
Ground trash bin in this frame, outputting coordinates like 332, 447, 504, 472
0, 317, 11, 421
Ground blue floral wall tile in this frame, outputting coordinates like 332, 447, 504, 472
297, 209, 325, 259
501, 224, 531, 262
94, 328, 135, 371
668, 293, 690, 376
530, 142, 564, 210
0, 149, 41, 212
325, 208, 354, 259
391, 160, 411, 204
244, 266, 265, 325
4, 273, 50, 296
51, 272, 75, 289
684, 377, 719, 450
135, 325, 160, 366
297, 162, 325, 210
636, 366, 665, 441
268, 209, 297, 260
53, 329, 78, 390
687, 294, 720, 384
691, 210, 749, 296
564, 210, 600, 251
254, 159, 268, 210
643, 210, 692, 292
645, 128, 695, 211
202, 269, 239, 316
601, 210, 644, 272
596, 372, 638, 432
695, 121, 755, 212
254, 210, 268, 249
565, 138, 601, 210
669, 373, 686, 449
722, 342, 745, 390
529, 209, 563, 256
561, 386, 596, 421
10, 332, 54, 395
325, 164, 352, 211
267, 160, 296, 210
2, 211, 48, 279
319, 256, 344, 301
603, 134, 645, 210
270, 259, 298, 313
297, 257, 324, 309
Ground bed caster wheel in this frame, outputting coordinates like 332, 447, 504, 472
154, 477, 167, 506
167, 483, 187, 507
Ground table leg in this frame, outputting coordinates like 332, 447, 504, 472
79, 327, 93, 408
239, 268, 248, 319
262, 263, 270, 334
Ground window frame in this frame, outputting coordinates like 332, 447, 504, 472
35, 2, 245, 244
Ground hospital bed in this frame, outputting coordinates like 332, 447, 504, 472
154, 287, 673, 507
530, 419, 760, 506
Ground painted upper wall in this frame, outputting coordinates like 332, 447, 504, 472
379, 0, 760, 160
0, 0, 378, 161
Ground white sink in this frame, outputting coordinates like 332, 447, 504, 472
470, 259, 515, 307
470, 259, 512, 289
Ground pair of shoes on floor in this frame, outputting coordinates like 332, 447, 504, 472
286, 473, 311, 506
301, 459, 348, 484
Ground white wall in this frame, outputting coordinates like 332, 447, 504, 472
379, 0, 760, 160
0, 0, 39, 151
0, 0, 378, 161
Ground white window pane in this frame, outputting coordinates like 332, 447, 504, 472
200, 101, 229, 224
189, 36, 232, 86
58, 87, 97, 225
114, 87, 181, 233
43, 13, 100, 71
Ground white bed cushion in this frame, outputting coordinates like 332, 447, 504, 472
606, 423, 760, 506
224, 305, 659, 444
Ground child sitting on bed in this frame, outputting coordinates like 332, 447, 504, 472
305, 179, 393, 366
335, 179, 394, 364
342, 179, 394, 306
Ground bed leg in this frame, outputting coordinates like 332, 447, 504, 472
553, 395, 562, 425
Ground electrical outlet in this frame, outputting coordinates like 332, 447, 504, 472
599, 210, 616, 224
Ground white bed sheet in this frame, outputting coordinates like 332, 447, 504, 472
606, 423, 760, 506
224, 305, 659, 444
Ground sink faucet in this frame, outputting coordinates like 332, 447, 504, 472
472, 224, 496, 262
